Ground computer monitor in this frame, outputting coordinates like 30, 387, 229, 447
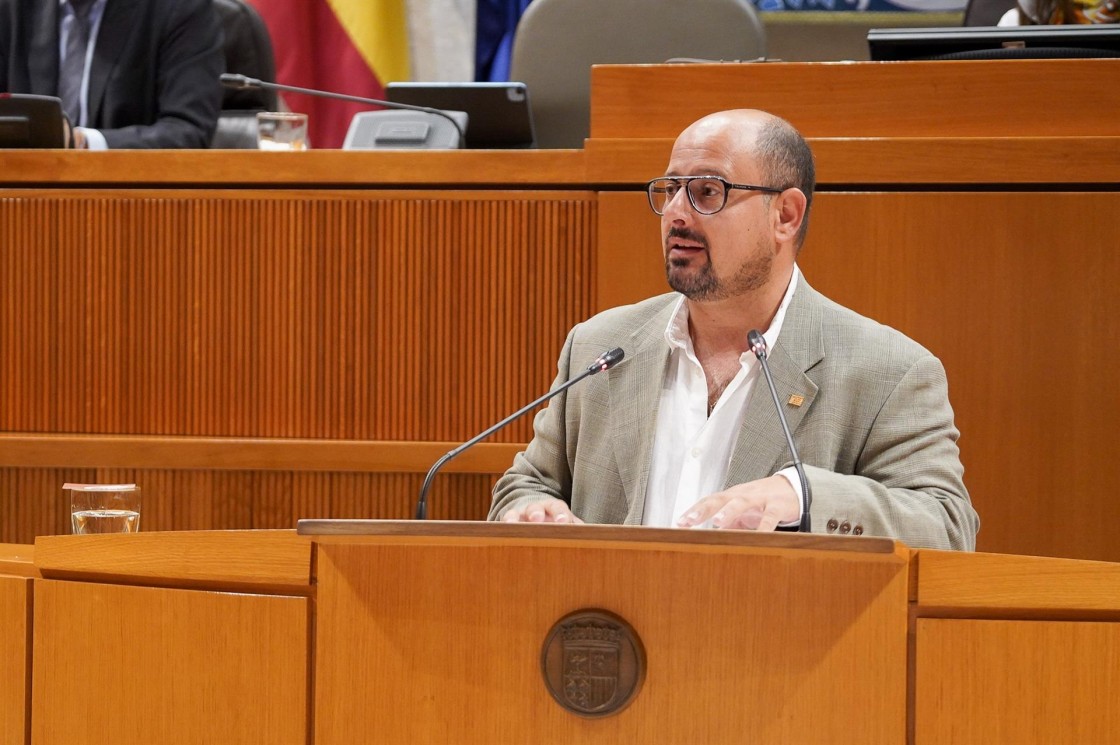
0, 93, 67, 148
385, 82, 536, 149
868, 25, 1120, 60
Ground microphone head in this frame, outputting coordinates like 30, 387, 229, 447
747, 330, 767, 360
587, 347, 625, 374
219, 73, 258, 90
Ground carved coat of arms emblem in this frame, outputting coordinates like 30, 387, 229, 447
541, 609, 645, 718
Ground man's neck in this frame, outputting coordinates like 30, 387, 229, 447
686, 266, 794, 359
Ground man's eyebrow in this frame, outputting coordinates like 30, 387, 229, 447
661, 173, 726, 179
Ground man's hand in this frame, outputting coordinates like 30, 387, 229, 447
500, 497, 584, 524
676, 475, 799, 531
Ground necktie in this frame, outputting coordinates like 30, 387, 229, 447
58, 0, 95, 126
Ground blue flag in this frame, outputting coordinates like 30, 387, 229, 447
476, 0, 534, 81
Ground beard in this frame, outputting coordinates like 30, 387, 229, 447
665, 227, 772, 301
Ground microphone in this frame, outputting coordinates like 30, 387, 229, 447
747, 330, 812, 533
218, 73, 466, 147
415, 347, 625, 520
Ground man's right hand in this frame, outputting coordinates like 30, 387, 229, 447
500, 498, 583, 524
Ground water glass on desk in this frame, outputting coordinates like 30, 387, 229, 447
66, 483, 141, 534
256, 112, 309, 150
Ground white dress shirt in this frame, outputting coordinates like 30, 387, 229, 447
59, 0, 109, 149
642, 266, 803, 528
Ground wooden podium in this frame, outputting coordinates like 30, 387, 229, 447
304, 522, 908, 744
6, 525, 1120, 744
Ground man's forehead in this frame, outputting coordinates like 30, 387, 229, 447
666, 141, 756, 179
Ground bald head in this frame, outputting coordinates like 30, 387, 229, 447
676, 110, 815, 248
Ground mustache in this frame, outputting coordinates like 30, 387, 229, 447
666, 226, 709, 249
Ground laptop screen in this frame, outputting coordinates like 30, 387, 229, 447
385, 82, 537, 149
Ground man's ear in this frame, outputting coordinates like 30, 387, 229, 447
772, 188, 807, 246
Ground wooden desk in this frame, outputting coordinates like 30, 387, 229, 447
0, 545, 35, 745
911, 550, 1120, 743
29, 532, 311, 745
11, 527, 1120, 744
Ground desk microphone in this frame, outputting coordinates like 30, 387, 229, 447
415, 347, 625, 520
218, 73, 467, 146
747, 330, 812, 533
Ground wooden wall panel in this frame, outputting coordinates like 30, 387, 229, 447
32, 580, 309, 745
595, 192, 664, 313
0, 575, 30, 745
590, 60, 1120, 140
0, 190, 593, 543
0, 191, 595, 441
914, 618, 1120, 744
0, 149, 588, 187
806, 192, 1120, 562
0, 468, 498, 543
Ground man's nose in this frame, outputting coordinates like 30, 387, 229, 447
662, 188, 693, 220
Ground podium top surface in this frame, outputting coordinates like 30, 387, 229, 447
0, 542, 36, 578
297, 519, 899, 555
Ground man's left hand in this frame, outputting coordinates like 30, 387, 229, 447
676, 475, 799, 531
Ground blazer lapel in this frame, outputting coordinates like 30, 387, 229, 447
87, 0, 139, 125
27, 1, 59, 95
725, 278, 823, 488
608, 299, 675, 524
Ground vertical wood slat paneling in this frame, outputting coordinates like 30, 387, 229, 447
0, 466, 497, 542
0, 190, 595, 543
0, 191, 596, 442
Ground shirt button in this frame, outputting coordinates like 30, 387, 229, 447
826, 519, 838, 533
853, 525, 864, 536
839, 521, 851, 534
690, 448, 701, 458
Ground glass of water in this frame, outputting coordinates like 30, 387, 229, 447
66, 483, 141, 534
256, 112, 309, 150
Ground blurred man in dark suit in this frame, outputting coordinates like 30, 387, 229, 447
0, 0, 223, 148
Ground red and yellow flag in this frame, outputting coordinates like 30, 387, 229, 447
248, 0, 410, 148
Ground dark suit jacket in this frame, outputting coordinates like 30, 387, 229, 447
490, 279, 980, 550
0, 0, 223, 148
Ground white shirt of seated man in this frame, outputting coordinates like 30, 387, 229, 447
641, 265, 802, 530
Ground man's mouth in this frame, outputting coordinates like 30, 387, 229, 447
666, 228, 708, 257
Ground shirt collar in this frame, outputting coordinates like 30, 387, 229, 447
664, 264, 801, 356
59, 0, 106, 12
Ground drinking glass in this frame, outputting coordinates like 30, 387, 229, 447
256, 112, 309, 151
66, 483, 141, 534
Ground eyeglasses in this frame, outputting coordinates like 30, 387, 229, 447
646, 176, 783, 216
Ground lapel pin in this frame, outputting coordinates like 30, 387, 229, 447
787, 394, 805, 407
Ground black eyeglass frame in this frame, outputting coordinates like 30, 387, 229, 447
645, 175, 784, 216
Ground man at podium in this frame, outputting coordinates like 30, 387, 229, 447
490, 109, 979, 551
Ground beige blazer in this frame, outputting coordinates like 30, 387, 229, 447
490, 279, 979, 550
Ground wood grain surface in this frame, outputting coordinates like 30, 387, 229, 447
914, 550, 1120, 615
33, 529, 311, 593
590, 60, 1120, 139
31, 579, 309, 745
914, 618, 1120, 744
0, 575, 30, 745
314, 534, 909, 744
